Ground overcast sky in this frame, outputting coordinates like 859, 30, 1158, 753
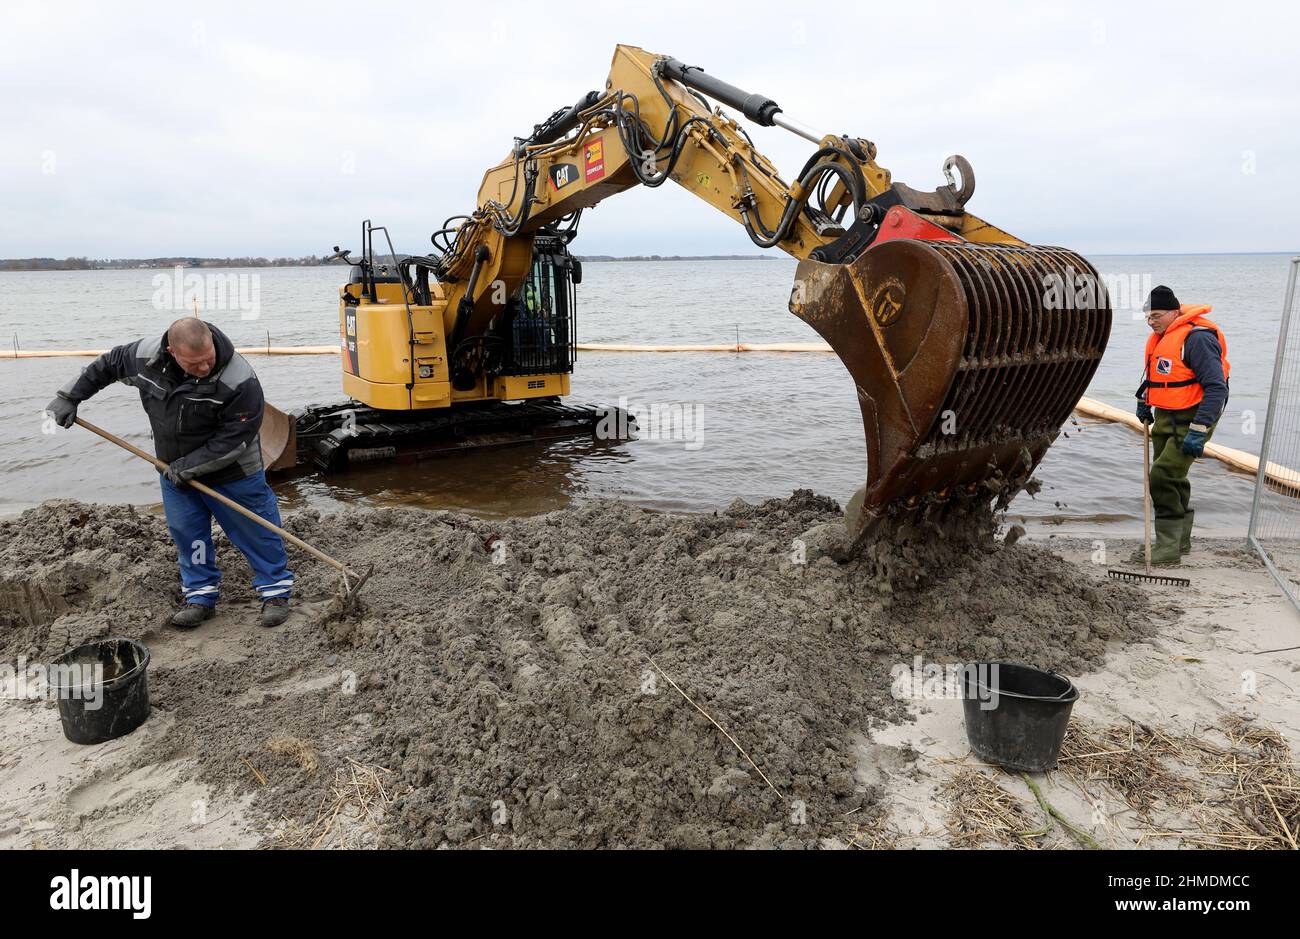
4, 0, 1297, 258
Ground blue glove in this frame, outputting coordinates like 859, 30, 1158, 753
1136, 402, 1153, 425
1181, 425, 1208, 458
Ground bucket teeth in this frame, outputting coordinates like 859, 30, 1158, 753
792, 240, 1111, 550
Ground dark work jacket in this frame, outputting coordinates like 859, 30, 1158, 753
58, 324, 264, 485
1180, 329, 1229, 427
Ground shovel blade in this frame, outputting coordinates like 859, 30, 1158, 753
260, 402, 298, 472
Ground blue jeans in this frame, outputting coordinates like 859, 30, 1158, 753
159, 470, 293, 607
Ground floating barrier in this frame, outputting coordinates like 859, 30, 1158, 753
4, 345, 340, 358
576, 341, 835, 353
5, 338, 837, 356
8, 339, 1296, 490
3, 341, 834, 359
1075, 396, 1300, 495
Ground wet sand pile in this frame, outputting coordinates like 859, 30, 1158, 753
0, 503, 178, 654
0, 492, 1151, 848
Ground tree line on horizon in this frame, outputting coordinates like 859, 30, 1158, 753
2, 253, 780, 272
0, 256, 336, 271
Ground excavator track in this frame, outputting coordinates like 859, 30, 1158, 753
286, 399, 624, 473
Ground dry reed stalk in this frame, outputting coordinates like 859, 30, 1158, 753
942, 768, 1040, 849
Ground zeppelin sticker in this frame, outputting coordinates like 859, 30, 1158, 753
584, 137, 605, 183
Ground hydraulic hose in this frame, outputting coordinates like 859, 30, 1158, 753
450, 244, 491, 353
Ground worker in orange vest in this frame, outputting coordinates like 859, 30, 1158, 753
1134, 285, 1230, 564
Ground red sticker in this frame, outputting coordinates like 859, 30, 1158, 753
584, 138, 605, 183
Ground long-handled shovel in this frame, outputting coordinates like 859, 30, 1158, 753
75, 417, 373, 604
1108, 420, 1190, 587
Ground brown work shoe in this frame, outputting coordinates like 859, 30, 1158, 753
171, 603, 215, 629
260, 597, 290, 628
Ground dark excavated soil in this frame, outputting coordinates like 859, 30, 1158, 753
0, 492, 1151, 848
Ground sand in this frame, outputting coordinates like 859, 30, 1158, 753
869, 536, 1300, 848
0, 495, 1295, 849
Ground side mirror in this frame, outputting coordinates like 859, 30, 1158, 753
569, 258, 583, 285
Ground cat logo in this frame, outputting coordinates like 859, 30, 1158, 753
549, 163, 578, 191
343, 309, 359, 375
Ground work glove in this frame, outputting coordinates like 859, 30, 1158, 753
164, 461, 196, 487
45, 394, 78, 429
1181, 425, 1209, 458
1135, 402, 1154, 425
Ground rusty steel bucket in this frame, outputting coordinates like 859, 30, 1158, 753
259, 402, 298, 472
792, 239, 1111, 551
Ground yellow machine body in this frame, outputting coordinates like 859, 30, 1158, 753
338, 280, 569, 411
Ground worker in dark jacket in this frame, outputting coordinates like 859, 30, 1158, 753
45, 318, 293, 627
1134, 285, 1230, 565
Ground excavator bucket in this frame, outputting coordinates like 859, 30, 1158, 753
792, 239, 1111, 554
259, 401, 298, 472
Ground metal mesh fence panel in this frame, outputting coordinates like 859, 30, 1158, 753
1248, 257, 1300, 612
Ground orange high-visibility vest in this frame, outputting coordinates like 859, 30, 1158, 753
1141, 304, 1230, 411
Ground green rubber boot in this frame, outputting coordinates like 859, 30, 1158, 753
1130, 518, 1184, 566
1180, 507, 1196, 551
1150, 518, 1184, 565
1180, 507, 1194, 555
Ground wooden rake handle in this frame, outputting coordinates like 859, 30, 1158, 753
74, 417, 363, 584
1142, 421, 1152, 574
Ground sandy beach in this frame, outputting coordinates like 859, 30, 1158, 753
2, 495, 1295, 850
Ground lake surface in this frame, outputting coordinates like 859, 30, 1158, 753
2, 253, 1295, 536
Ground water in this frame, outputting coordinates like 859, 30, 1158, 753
2, 254, 1294, 535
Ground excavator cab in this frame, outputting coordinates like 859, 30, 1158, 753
490, 236, 578, 380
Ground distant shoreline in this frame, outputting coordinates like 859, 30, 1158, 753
0, 257, 335, 272
0, 254, 778, 271
1, 250, 1295, 272
576, 255, 777, 262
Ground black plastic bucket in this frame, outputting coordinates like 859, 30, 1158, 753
961, 661, 1078, 772
50, 638, 151, 745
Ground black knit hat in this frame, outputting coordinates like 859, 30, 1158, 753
1144, 285, 1181, 312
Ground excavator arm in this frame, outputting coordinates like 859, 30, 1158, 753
381, 45, 1112, 547
441, 46, 976, 318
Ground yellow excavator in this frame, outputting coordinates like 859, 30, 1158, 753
278, 44, 1111, 549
